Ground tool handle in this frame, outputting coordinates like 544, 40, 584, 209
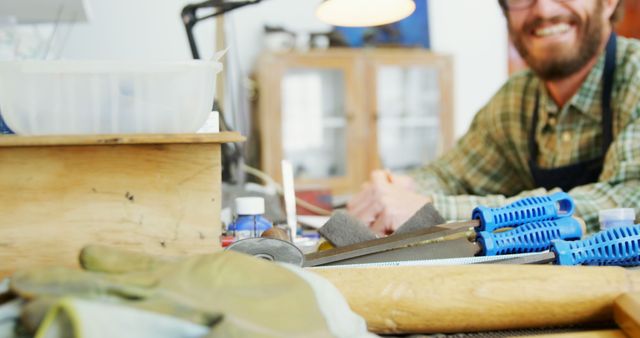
472, 192, 575, 232
477, 217, 583, 256
552, 225, 640, 266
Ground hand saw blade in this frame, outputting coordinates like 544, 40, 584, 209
310, 252, 544, 269
325, 237, 481, 266
483, 251, 556, 265
303, 220, 479, 267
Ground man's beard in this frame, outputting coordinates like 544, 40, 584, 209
510, 2, 605, 80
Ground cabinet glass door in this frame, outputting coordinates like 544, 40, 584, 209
281, 68, 347, 180
376, 65, 441, 171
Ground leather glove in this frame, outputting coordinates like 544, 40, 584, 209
12, 246, 370, 338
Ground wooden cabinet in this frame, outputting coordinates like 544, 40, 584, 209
255, 49, 453, 194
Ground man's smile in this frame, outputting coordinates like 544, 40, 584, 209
532, 22, 572, 37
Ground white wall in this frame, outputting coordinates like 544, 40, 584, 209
429, 0, 508, 137
216, 0, 330, 134
224, 0, 329, 75
58, 0, 215, 61
52, 0, 328, 63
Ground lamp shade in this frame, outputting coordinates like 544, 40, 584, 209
316, 0, 416, 27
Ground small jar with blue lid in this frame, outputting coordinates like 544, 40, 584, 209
599, 208, 636, 231
228, 197, 272, 240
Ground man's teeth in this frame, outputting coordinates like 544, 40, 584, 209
534, 23, 571, 37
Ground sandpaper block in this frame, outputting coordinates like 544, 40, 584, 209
318, 203, 446, 247
318, 211, 377, 247
394, 203, 446, 235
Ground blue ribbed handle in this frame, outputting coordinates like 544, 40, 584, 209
472, 192, 575, 232
477, 217, 583, 256
552, 225, 640, 266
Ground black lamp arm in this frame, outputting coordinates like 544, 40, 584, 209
181, 0, 262, 59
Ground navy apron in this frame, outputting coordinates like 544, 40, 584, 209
527, 33, 617, 192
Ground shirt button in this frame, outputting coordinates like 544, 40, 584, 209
562, 131, 571, 142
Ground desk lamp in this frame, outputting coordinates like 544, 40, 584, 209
182, 0, 263, 59
182, 0, 416, 58
180, 0, 415, 181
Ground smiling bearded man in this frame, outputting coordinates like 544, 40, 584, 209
347, 0, 640, 235
509, 0, 607, 80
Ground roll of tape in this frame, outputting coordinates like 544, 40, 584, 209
261, 227, 290, 241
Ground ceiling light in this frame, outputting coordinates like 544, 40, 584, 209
316, 0, 416, 27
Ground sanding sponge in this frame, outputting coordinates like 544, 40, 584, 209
318, 211, 377, 247
318, 203, 446, 247
394, 203, 446, 235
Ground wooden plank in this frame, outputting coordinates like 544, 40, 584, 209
0, 131, 244, 147
313, 265, 640, 334
0, 142, 225, 278
614, 292, 640, 337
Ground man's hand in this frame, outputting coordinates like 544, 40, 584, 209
347, 170, 431, 235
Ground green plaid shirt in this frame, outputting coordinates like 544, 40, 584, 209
412, 36, 640, 232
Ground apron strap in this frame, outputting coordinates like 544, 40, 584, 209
601, 33, 617, 155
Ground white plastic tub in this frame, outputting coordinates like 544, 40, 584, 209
0, 60, 222, 135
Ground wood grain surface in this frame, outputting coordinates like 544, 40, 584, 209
313, 265, 640, 334
614, 292, 640, 337
0, 131, 244, 147
0, 134, 239, 278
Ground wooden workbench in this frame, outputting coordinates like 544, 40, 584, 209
0, 132, 243, 278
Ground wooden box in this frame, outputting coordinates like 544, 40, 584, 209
0, 132, 243, 277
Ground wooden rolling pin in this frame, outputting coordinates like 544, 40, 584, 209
311, 265, 640, 334
614, 292, 640, 337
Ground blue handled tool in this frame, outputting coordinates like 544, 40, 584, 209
304, 193, 578, 267
317, 217, 585, 266
477, 217, 583, 256
472, 192, 575, 232
490, 224, 640, 266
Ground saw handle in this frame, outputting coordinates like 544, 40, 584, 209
553, 224, 640, 266
472, 192, 575, 232
477, 217, 583, 256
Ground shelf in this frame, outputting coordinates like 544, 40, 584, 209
0, 131, 245, 147
376, 116, 439, 127
322, 117, 347, 128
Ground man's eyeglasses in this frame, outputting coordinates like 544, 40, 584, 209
501, 0, 573, 10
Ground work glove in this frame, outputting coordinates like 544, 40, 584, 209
0, 298, 22, 338
11, 246, 375, 338
31, 297, 209, 338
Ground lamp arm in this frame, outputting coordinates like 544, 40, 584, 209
181, 0, 262, 59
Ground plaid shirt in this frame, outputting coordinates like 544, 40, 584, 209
412, 36, 640, 232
